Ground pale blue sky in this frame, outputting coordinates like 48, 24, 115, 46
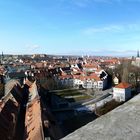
0, 0, 140, 56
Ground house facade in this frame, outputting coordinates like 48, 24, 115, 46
113, 82, 131, 102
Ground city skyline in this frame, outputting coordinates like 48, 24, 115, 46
0, 0, 140, 56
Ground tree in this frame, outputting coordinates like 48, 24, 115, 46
129, 66, 140, 87
122, 67, 129, 82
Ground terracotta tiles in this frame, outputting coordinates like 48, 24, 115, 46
0, 80, 44, 140
115, 82, 131, 89
24, 83, 44, 140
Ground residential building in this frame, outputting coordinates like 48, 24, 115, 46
113, 76, 119, 85
113, 82, 131, 102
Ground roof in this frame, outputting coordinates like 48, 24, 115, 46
24, 82, 44, 140
104, 59, 119, 64
89, 75, 101, 81
83, 63, 98, 69
24, 99, 44, 140
115, 82, 131, 89
0, 88, 20, 140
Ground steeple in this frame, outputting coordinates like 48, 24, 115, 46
137, 50, 139, 58
0, 51, 4, 64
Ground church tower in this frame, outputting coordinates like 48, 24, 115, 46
137, 50, 139, 58
0, 52, 4, 64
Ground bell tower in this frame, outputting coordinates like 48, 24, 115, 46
0, 52, 4, 64
137, 50, 139, 58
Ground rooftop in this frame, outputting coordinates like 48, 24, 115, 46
114, 82, 131, 89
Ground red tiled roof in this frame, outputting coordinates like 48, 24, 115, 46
104, 59, 119, 64
24, 99, 44, 140
83, 63, 98, 69
89, 75, 101, 81
115, 82, 131, 89
24, 83, 44, 140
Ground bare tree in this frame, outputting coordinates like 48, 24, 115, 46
122, 67, 129, 82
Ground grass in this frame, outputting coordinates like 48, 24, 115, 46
66, 95, 92, 102
55, 89, 84, 97
73, 95, 92, 102
54, 89, 92, 102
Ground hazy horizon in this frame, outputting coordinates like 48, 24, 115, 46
0, 49, 137, 57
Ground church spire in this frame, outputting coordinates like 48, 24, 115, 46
137, 50, 139, 57
0, 51, 4, 64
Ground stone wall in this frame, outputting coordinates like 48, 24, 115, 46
62, 94, 140, 140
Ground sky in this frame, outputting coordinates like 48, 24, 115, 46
0, 0, 140, 56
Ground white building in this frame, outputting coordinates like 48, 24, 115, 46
132, 57, 140, 67
113, 76, 119, 85
113, 82, 131, 102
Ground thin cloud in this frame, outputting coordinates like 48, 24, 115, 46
62, 0, 140, 8
59, 0, 110, 8
83, 25, 123, 34
83, 24, 140, 35
25, 44, 41, 52
68, 49, 137, 56
67, 0, 91, 8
